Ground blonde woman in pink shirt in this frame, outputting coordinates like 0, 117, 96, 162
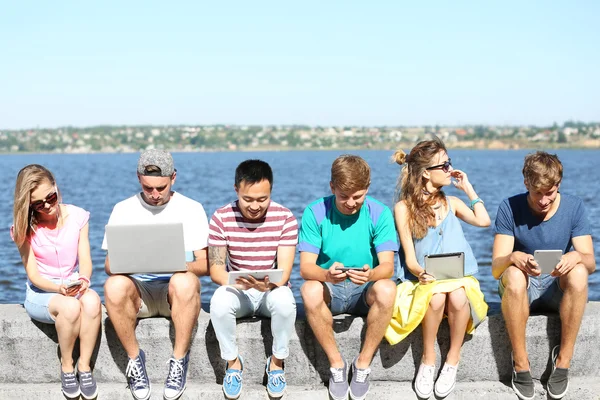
12, 164, 101, 399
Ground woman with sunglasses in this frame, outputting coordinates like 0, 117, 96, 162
385, 137, 490, 398
11, 164, 101, 399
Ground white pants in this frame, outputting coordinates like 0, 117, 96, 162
210, 285, 296, 361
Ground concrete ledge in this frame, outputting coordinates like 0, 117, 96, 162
1, 381, 600, 400
1, 303, 599, 388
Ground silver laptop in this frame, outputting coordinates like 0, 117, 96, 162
424, 252, 465, 280
105, 223, 187, 274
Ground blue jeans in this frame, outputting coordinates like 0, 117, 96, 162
325, 280, 373, 316
499, 273, 563, 312
210, 286, 296, 361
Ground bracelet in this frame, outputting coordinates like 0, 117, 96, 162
78, 275, 90, 284
469, 197, 484, 210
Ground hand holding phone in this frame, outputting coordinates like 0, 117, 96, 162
63, 280, 83, 297
344, 265, 371, 285
335, 266, 361, 272
327, 262, 348, 283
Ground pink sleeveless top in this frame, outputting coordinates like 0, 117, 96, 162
13, 205, 90, 280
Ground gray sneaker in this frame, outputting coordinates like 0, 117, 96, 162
511, 354, 535, 400
328, 360, 349, 400
61, 369, 80, 398
547, 345, 569, 399
78, 370, 98, 399
349, 358, 371, 400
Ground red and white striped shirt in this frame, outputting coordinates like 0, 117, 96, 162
208, 200, 298, 271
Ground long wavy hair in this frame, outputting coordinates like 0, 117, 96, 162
12, 164, 61, 248
392, 137, 448, 239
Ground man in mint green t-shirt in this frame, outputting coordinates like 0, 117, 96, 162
299, 154, 397, 400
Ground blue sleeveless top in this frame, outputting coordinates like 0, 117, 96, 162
397, 199, 478, 282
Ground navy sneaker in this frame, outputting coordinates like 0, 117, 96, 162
164, 352, 190, 400
126, 349, 151, 400
78, 369, 98, 399
223, 355, 244, 400
61, 369, 80, 398
265, 356, 286, 398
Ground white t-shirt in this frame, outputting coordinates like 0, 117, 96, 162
102, 192, 209, 281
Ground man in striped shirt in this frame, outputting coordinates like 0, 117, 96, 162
208, 159, 298, 400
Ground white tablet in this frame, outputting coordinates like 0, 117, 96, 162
227, 269, 284, 285
533, 250, 562, 274
424, 252, 465, 280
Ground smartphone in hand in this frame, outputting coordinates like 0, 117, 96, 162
335, 266, 362, 272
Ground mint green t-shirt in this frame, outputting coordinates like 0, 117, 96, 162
298, 195, 398, 269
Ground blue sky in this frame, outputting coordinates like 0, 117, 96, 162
1, 1, 598, 129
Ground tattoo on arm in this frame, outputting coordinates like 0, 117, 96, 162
209, 246, 227, 268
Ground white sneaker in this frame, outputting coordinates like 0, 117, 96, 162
435, 362, 458, 397
414, 363, 435, 398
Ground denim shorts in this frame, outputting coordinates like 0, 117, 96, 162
324, 280, 374, 316
24, 281, 61, 324
498, 273, 563, 312
24, 273, 83, 324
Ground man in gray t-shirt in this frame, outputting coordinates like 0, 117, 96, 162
492, 151, 595, 400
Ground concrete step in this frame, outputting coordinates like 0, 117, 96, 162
0, 380, 598, 400
3, 304, 600, 385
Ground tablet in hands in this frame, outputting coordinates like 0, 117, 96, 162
533, 250, 562, 274
227, 269, 284, 285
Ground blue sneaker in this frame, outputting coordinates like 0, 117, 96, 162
126, 349, 151, 400
164, 352, 189, 400
222, 355, 244, 400
265, 356, 287, 398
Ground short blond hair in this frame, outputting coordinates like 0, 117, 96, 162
330, 155, 371, 192
523, 151, 563, 190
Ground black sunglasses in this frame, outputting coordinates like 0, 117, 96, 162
30, 191, 58, 211
426, 159, 452, 173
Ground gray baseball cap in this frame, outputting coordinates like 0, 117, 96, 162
137, 149, 175, 177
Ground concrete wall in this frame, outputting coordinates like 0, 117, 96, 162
1, 303, 599, 386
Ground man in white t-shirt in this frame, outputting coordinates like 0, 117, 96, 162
102, 149, 209, 400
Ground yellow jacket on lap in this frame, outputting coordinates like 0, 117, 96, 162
385, 276, 488, 345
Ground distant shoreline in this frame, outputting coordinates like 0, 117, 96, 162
2, 141, 600, 156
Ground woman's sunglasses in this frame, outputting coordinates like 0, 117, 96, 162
426, 159, 452, 173
30, 191, 58, 212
